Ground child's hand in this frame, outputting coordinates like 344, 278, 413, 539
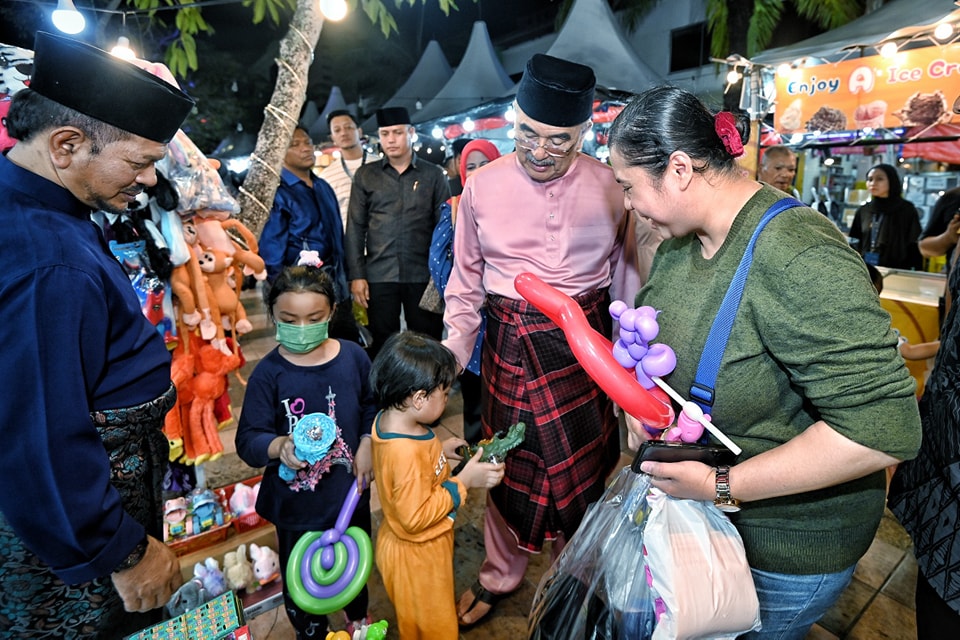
443, 437, 468, 461
455, 447, 505, 490
276, 435, 305, 472
353, 436, 374, 490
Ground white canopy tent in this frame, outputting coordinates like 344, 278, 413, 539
412, 22, 515, 124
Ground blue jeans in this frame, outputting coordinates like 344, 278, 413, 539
740, 564, 856, 639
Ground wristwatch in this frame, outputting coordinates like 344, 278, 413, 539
714, 465, 741, 513
114, 536, 149, 572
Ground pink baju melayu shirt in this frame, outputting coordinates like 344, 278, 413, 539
443, 151, 644, 368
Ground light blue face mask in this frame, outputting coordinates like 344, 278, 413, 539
275, 321, 329, 354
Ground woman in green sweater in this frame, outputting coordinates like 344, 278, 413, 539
607, 86, 921, 639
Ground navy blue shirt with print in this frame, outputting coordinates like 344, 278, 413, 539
0, 153, 172, 584
235, 341, 376, 529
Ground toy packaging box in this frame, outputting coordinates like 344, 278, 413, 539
125, 590, 250, 640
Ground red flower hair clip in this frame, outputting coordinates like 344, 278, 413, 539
714, 112, 744, 157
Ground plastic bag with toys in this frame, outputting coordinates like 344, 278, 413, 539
160, 130, 240, 218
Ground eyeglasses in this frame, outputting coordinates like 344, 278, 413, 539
514, 127, 582, 158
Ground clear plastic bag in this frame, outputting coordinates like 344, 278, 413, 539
160, 130, 240, 217
528, 467, 657, 640
642, 490, 761, 639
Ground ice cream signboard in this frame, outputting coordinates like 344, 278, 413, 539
774, 43, 960, 134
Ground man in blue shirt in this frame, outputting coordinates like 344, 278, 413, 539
0, 32, 193, 636
259, 125, 359, 342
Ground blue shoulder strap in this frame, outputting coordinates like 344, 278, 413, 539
689, 197, 804, 411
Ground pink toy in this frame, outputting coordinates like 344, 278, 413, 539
194, 557, 228, 598
664, 404, 707, 443
229, 481, 259, 517
249, 542, 281, 587
163, 496, 193, 540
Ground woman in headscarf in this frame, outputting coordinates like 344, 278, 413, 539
427, 139, 501, 444
848, 163, 923, 270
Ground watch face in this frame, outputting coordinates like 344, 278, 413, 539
716, 501, 741, 514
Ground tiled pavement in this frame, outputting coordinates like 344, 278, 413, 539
200, 290, 920, 639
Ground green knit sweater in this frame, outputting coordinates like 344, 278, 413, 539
637, 185, 921, 574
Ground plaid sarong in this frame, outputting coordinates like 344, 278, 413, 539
482, 289, 619, 552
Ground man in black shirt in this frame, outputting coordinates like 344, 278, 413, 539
344, 107, 450, 358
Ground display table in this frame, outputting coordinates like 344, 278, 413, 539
176, 523, 284, 620
877, 267, 945, 391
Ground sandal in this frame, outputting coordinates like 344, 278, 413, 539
457, 580, 503, 628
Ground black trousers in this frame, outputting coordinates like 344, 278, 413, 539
329, 298, 361, 345
916, 570, 960, 639
460, 369, 483, 444
366, 281, 443, 361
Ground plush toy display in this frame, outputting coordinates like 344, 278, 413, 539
166, 578, 210, 617
249, 543, 281, 587
223, 543, 258, 594
228, 481, 259, 517
196, 247, 251, 354
186, 341, 241, 464
194, 557, 228, 599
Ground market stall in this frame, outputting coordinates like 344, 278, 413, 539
752, 20, 960, 391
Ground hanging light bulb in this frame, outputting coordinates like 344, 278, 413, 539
726, 68, 742, 84
934, 22, 954, 41
462, 117, 475, 133
431, 126, 443, 139
776, 62, 792, 78
111, 36, 135, 60
52, 0, 85, 34
319, 0, 348, 21
880, 41, 898, 58
504, 106, 516, 122
415, 99, 423, 110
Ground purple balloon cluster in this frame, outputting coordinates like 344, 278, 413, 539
609, 301, 678, 389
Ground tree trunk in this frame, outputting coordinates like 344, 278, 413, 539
235, 0, 323, 235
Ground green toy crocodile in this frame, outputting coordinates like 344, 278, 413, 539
457, 422, 526, 463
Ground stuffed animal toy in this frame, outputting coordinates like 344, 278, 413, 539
195, 216, 267, 282
249, 543, 280, 587
229, 481, 259, 517
169, 216, 213, 336
164, 335, 196, 462
223, 543, 258, 594
186, 340, 241, 464
166, 578, 209, 617
194, 557, 228, 598
196, 247, 253, 353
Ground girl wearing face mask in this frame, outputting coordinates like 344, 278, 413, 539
235, 254, 376, 637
